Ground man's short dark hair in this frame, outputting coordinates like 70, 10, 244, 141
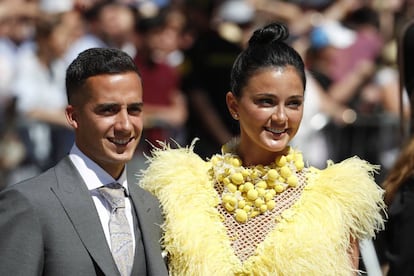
66, 47, 140, 104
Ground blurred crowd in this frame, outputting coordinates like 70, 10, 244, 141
0, 0, 412, 191
0, 0, 414, 273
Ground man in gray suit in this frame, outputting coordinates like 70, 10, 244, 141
0, 48, 168, 276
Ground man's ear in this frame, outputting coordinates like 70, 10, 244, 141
226, 91, 239, 120
65, 105, 78, 129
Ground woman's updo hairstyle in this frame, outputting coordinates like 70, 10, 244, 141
230, 22, 306, 97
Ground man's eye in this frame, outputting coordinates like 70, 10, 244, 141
128, 107, 142, 115
128, 104, 143, 114
106, 107, 117, 113
97, 105, 119, 115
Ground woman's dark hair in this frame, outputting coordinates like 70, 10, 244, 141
66, 47, 140, 104
230, 22, 306, 97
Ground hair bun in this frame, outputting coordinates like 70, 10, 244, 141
248, 22, 289, 47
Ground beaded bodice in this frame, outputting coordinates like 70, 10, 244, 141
214, 168, 307, 262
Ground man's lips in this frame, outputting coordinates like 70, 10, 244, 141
108, 137, 134, 146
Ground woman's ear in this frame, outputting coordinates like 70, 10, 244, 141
226, 91, 239, 120
65, 105, 78, 129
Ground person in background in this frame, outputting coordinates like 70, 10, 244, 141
132, 12, 187, 170
0, 47, 168, 276
181, 0, 242, 159
64, 1, 136, 65
139, 22, 385, 275
382, 137, 414, 276
0, 0, 38, 188
381, 18, 414, 276
9, 12, 74, 183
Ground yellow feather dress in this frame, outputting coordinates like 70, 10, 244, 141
139, 143, 386, 276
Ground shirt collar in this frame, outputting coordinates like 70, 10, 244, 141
68, 144, 129, 194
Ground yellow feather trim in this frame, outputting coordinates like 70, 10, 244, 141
308, 157, 386, 240
140, 141, 241, 275
139, 143, 386, 276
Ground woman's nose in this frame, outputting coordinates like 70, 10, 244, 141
272, 106, 287, 122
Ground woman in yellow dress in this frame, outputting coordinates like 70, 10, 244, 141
139, 22, 385, 275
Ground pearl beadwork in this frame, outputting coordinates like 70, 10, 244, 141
210, 144, 304, 223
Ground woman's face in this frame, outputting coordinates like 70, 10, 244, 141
226, 65, 304, 165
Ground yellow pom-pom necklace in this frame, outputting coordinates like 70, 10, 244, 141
210, 140, 304, 223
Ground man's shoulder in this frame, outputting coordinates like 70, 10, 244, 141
3, 167, 55, 195
3, 157, 74, 193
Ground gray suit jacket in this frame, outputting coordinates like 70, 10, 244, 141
0, 157, 168, 276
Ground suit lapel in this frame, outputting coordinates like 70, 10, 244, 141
128, 183, 168, 276
51, 158, 120, 276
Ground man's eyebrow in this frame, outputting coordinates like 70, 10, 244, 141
94, 103, 118, 109
128, 102, 144, 107
95, 102, 143, 108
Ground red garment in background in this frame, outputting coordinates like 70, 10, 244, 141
134, 54, 180, 145
331, 29, 383, 82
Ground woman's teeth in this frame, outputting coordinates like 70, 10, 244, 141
266, 127, 285, 134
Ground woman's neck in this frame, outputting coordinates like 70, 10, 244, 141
231, 138, 289, 167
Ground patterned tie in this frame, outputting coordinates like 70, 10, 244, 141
99, 183, 134, 276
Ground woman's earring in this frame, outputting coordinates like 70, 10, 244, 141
233, 113, 239, 120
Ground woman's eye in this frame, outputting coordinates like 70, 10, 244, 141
257, 98, 274, 106
287, 100, 303, 108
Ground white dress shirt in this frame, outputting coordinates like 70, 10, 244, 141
68, 144, 136, 251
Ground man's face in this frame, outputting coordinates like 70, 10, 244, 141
66, 72, 144, 178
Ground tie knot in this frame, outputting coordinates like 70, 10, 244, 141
99, 183, 126, 210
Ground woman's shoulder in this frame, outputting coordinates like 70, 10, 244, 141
312, 156, 378, 180
305, 156, 386, 239
146, 140, 207, 166
307, 156, 382, 200
139, 139, 211, 193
